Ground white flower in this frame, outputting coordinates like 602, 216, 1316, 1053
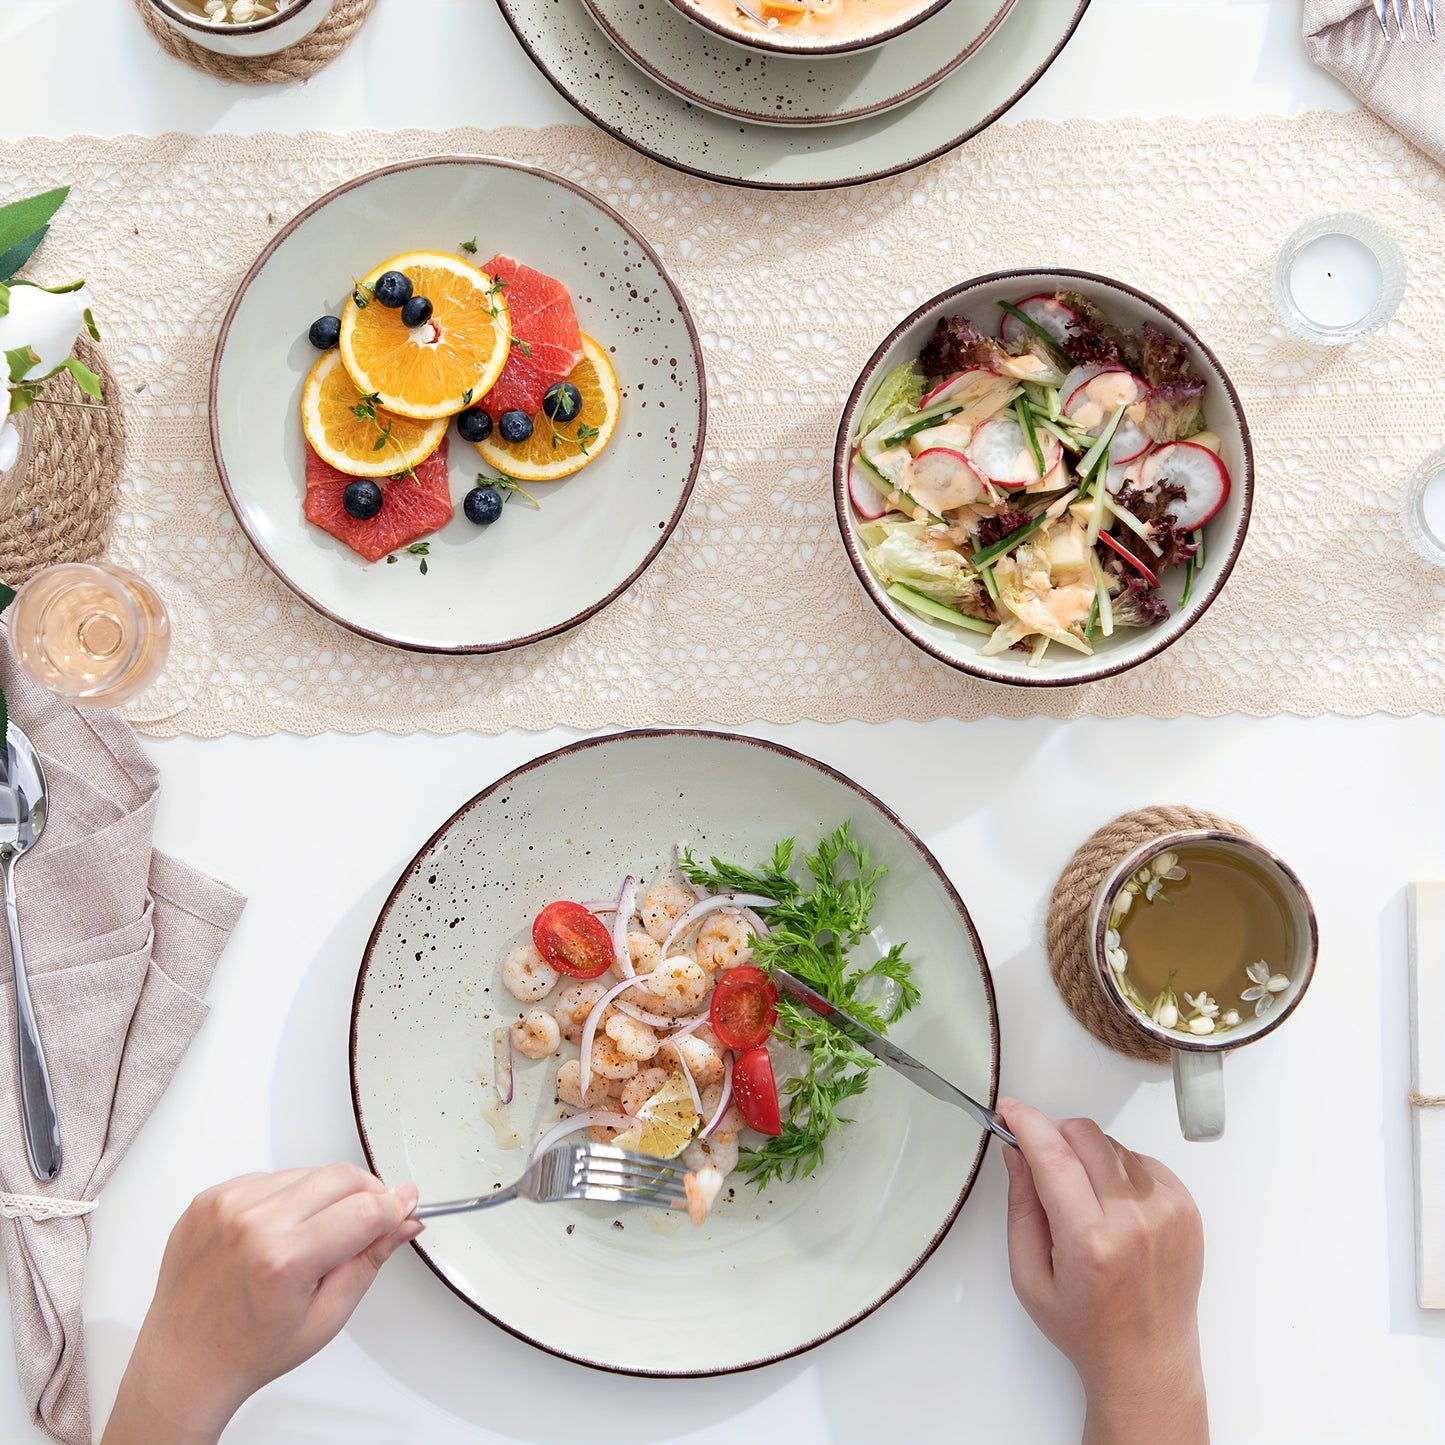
1155, 1002, 1179, 1029
1151, 852, 1186, 882
1188, 1016, 1216, 1035
1242, 960, 1280, 1018
0, 282, 90, 382
1106, 945, 1128, 974
1220, 1009, 1241, 1028
1104, 929, 1121, 952
1266, 973, 1290, 994
1184, 990, 1219, 1019
0, 378, 16, 474
1112, 889, 1133, 918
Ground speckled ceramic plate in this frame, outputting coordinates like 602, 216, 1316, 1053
668, 0, 949, 56
211, 156, 705, 653
580, 0, 1014, 129
350, 730, 1000, 1374
495, 0, 1089, 189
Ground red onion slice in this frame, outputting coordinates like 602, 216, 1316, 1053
659, 893, 776, 959
579, 900, 618, 913
493, 1027, 514, 1105
663, 1040, 703, 1115
529, 1108, 638, 1163
665, 1012, 709, 1041
740, 907, 771, 940
700, 1053, 735, 1140
613, 997, 676, 1029
578, 974, 657, 1097
611, 874, 638, 978
674, 841, 708, 900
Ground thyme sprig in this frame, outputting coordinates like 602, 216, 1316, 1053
351, 391, 418, 481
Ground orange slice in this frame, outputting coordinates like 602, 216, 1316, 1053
472, 335, 621, 483
300, 351, 447, 479
338, 251, 510, 421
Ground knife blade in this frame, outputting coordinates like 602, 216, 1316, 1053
771, 966, 1017, 1148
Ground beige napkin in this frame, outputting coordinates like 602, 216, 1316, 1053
0, 651, 244, 1445
1305, 0, 1445, 166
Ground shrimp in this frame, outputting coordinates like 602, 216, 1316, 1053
641, 955, 710, 1016
510, 1008, 561, 1060
640, 883, 694, 943
605, 1012, 660, 1062
588, 1107, 631, 1144
555, 1057, 611, 1108
699, 1082, 744, 1137
622, 930, 662, 976
501, 942, 560, 1003
554, 980, 608, 1042
589, 1033, 640, 1082
684, 1133, 739, 1176
621, 1066, 670, 1116
671, 1033, 725, 1089
695, 911, 754, 972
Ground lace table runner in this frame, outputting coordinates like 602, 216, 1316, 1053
5, 111, 1444, 736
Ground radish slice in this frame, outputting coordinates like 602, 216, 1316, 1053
849, 454, 889, 521
659, 893, 775, 960
1100, 531, 1161, 587
611, 875, 637, 978
1060, 364, 1108, 406
909, 448, 986, 513
1108, 415, 1153, 465
999, 293, 1078, 350
966, 417, 1061, 489
1064, 368, 1145, 421
920, 366, 993, 409
700, 1053, 735, 1140
530, 1108, 638, 1163
493, 1027, 514, 1105
1141, 442, 1231, 531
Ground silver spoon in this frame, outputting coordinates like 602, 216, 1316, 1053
0, 726, 60, 1181
733, 0, 780, 28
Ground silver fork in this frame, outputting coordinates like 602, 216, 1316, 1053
413, 1141, 689, 1220
1373, 0, 1436, 39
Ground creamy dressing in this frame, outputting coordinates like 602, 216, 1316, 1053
1072, 371, 1143, 431
685, 0, 932, 43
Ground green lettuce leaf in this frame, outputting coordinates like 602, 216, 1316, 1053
858, 360, 923, 436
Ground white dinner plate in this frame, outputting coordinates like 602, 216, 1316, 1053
350, 730, 1000, 1374
211, 157, 705, 653
494, 0, 1090, 190
580, 0, 1015, 130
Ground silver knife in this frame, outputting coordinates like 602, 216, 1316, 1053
772, 967, 1018, 1149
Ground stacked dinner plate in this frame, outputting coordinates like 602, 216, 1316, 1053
496, 0, 1093, 189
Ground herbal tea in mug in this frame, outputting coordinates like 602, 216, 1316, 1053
1102, 843, 1297, 1039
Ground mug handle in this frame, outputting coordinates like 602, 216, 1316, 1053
1172, 1049, 1225, 1142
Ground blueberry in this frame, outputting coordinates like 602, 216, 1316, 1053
498, 410, 534, 443
542, 381, 582, 422
372, 271, 413, 309
401, 295, 433, 328
464, 486, 504, 525
456, 408, 493, 443
342, 480, 384, 520
307, 314, 341, 350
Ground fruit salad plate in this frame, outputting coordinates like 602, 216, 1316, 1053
494, 0, 1090, 190
212, 156, 705, 653
579, 0, 1016, 129
350, 730, 1000, 1374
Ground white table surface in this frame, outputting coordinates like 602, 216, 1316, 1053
4, 2, 1444, 1442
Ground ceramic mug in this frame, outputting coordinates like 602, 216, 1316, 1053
1087, 828, 1318, 1143
145, 0, 335, 57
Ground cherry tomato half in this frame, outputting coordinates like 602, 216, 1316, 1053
709, 966, 778, 1051
532, 901, 614, 979
732, 1046, 782, 1136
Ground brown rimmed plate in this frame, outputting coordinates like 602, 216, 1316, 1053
667, 0, 951, 56
494, 0, 1090, 191
211, 156, 705, 654
833, 268, 1254, 687
350, 729, 1000, 1373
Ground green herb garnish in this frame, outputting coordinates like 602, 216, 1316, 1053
460, 237, 478, 254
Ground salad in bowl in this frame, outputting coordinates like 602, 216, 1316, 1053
834, 270, 1253, 686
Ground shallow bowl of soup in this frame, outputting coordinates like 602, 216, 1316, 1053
668, 0, 955, 55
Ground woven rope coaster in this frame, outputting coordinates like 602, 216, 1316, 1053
1046, 805, 1248, 1065
134, 0, 375, 85
0, 337, 124, 588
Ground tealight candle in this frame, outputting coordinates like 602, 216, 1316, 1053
1272, 213, 1405, 346
1402, 449, 1445, 569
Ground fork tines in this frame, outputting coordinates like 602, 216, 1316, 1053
1374, 0, 1437, 38
576, 1142, 689, 1207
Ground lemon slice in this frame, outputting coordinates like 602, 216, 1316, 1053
300, 351, 447, 479
612, 1072, 699, 1160
339, 250, 511, 421
473, 334, 621, 483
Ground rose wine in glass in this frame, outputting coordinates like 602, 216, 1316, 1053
8, 562, 171, 707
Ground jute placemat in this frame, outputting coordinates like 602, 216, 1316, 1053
0, 337, 124, 588
133, 0, 375, 85
1045, 806, 1248, 1064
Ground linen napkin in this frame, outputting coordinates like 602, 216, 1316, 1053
1304, 0, 1445, 168
0, 649, 244, 1444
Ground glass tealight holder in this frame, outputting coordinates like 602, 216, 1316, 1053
1271, 212, 1405, 346
1402, 449, 1445, 570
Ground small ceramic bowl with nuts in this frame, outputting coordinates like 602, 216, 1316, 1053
145, 0, 336, 57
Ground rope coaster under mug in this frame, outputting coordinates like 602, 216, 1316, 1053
1045, 805, 1250, 1065
134, 0, 375, 85
0, 336, 124, 589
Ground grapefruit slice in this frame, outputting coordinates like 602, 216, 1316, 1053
304, 436, 454, 563
473, 335, 620, 482
478, 254, 583, 420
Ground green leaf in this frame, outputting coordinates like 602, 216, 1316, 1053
0, 223, 49, 284
0, 580, 14, 615
61, 357, 102, 398
4, 345, 37, 385
6, 382, 41, 414
0, 282, 10, 319
0, 188, 69, 260
460, 237, 478, 254
82, 307, 100, 341
13, 276, 85, 296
